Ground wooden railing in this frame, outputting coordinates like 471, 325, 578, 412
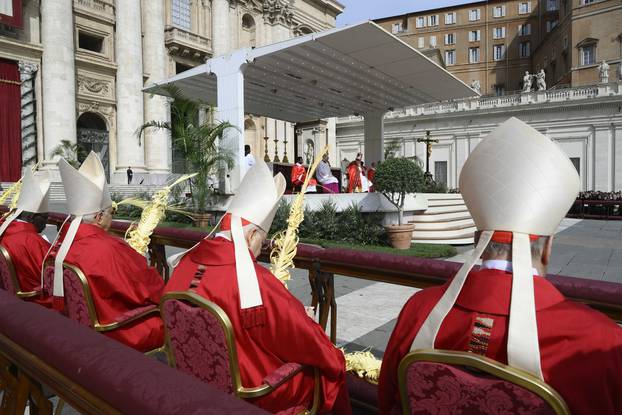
40, 211, 622, 345
0, 290, 265, 414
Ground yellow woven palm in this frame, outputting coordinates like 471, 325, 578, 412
270, 145, 329, 283
344, 350, 382, 385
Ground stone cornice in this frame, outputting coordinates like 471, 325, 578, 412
0, 38, 43, 61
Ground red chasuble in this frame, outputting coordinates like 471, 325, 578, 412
0, 220, 52, 307
378, 268, 622, 415
50, 223, 164, 352
346, 162, 361, 193
291, 164, 307, 186
165, 237, 350, 414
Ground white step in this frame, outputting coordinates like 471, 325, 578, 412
421, 205, 470, 215
412, 219, 475, 231
412, 227, 476, 240
426, 198, 467, 207
412, 236, 475, 245
408, 211, 473, 222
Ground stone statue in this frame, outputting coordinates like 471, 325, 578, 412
470, 79, 481, 94
599, 60, 610, 84
522, 71, 533, 92
304, 139, 315, 165
536, 69, 546, 91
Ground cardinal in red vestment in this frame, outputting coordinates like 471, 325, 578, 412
379, 118, 622, 415
166, 161, 350, 414
0, 215, 52, 307
291, 157, 307, 193
48, 152, 164, 353
346, 154, 362, 193
367, 162, 376, 192
0, 169, 52, 307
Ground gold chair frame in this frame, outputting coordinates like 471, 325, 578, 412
398, 349, 571, 415
161, 291, 320, 414
0, 244, 40, 299
43, 260, 160, 333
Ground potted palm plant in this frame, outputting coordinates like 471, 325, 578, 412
137, 85, 234, 227
374, 157, 424, 249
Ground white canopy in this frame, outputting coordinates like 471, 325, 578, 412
144, 21, 475, 123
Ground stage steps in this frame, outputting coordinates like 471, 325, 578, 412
409, 193, 475, 245
1, 182, 161, 203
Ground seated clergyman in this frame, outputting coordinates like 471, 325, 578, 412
379, 118, 622, 415
48, 152, 164, 353
0, 169, 52, 307
166, 160, 351, 414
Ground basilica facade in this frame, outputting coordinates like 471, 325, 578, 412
0, 0, 343, 183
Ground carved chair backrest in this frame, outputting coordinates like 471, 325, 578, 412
161, 292, 241, 395
0, 245, 17, 294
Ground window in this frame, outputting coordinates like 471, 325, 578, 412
445, 50, 456, 65
581, 44, 595, 65
469, 30, 481, 42
445, 12, 456, 24
493, 27, 506, 39
416, 16, 426, 28
493, 5, 506, 17
582, 0, 596, 4
78, 32, 104, 53
518, 1, 532, 14
392, 23, 402, 34
546, 20, 558, 32
428, 15, 439, 26
518, 23, 531, 36
434, 161, 448, 187
570, 157, 580, 174
493, 44, 506, 60
547, 0, 559, 11
469, 47, 480, 63
445, 33, 456, 45
469, 9, 481, 21
563, 36, 568, 49
418, 37, 425, 48
429, 36, 437, 47
519, 41, 531, 57
494, 85, 505, 96
171, 0, 192, 31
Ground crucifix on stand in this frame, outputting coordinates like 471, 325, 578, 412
417, 130, 439, 181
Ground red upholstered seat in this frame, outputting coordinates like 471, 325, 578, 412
62, 267, 91, 326
405, 362, 554, 415
0, 248, 15, 293
162, 297, 233, 394
398, 350, 569, 415
161, 292, 320, 415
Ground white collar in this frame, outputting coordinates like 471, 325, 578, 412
481, 259, 540, 276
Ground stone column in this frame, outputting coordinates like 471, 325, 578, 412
142, 0, 170, 178
212, 0, 231, 56
115, 0, 146, 182
363, 112, 386, 166
19, 62, 38, 169
40, 0, 76, 173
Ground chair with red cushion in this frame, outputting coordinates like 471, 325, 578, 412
161, 291, 320, 415
42, 262, 162, 354
398, 349, 570, 415
0, 244, 40, 299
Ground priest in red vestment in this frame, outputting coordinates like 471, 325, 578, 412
291, 157, 307, 193
48, 152, 164, 353
166, 160, 350, 414
367, 162, 376, 192
379, 118, 622, 415
0, 169, 52, 307
346, 153, 362, 193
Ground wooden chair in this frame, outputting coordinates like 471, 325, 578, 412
161, 291, 320, 415
398, 349, 570, 415
42, 261, 163, 355
0, 244, 41, 299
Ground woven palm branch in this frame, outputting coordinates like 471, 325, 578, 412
270, 145, 329, 283
124, 173, 197, 255
343, 350, 382, 385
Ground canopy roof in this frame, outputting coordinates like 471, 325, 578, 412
144, 21, 476, 123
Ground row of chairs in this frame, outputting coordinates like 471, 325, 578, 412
1, 245, 570, 414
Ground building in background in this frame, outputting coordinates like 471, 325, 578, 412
375, 0, 622, 95
0, 0, 343, 184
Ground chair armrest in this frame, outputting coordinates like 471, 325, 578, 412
95, 305, 159, 332
16, 289, 41, 299
262, 362, 304, 390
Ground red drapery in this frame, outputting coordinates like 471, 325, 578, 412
0, 58, 22, 182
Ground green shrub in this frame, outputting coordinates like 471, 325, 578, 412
310, 200, 340, 240
374, 158, 424, 225
422, 179, 447, 193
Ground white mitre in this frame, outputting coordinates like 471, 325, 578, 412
167, 160, 286, 310
410, 117, 580, 379
52, 152, 112, 301
0, 169, 51, 237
